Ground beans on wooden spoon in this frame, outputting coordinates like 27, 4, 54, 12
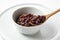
17, 9, 60, 27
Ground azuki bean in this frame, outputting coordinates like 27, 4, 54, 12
17, 14, 46, 27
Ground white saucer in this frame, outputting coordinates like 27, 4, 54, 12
0, 4, 60, 40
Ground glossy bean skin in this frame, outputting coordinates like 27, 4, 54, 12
17, 14, 46, 27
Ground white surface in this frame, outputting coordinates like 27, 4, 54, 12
0, 0, 60, 15
0, 34, 3, 40
0, 32, 12, 40
0, 4, 60, 40
0, 0, 60, 40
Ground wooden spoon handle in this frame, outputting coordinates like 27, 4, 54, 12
46, 9, 60, 19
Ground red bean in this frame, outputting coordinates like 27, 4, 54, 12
17, 14, 46, 27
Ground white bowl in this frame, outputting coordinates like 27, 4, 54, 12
12, 7, 43, 35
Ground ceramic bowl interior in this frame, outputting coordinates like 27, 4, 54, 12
13, 7, 43, 26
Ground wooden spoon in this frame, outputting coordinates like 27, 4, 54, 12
46, 9, 60, 20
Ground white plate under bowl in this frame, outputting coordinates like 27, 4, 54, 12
0, 4, 60, 40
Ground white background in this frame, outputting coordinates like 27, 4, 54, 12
0, 0, 60, 40
0, 0, 60, 14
